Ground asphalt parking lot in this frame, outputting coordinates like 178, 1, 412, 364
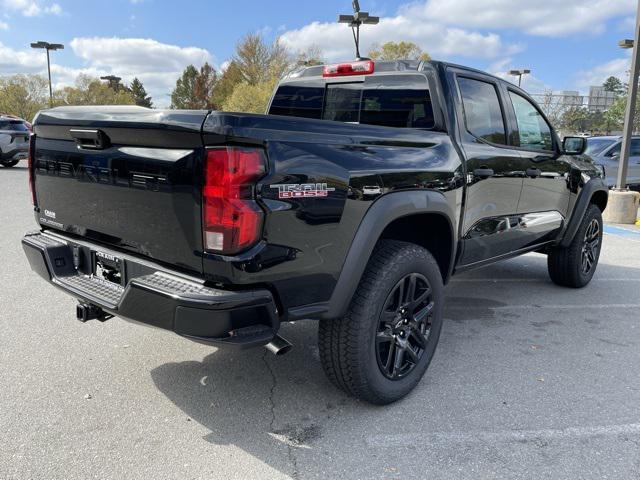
2, 164, 640, 480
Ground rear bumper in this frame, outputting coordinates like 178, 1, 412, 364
1, 146, 28, 161
22, 231, 280, 348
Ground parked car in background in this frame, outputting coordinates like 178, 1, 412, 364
585, 135, 640, 188
0, 116, 30, 168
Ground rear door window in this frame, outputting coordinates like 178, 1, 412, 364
457, 77, 507, 145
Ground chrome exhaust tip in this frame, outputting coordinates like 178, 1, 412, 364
265, 334, 292, 355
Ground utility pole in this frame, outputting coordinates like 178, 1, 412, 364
617, 3, 640, 190
602, 0, 640, 224
30, 41, 64, 108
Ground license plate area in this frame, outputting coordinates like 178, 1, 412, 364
92, 250, 125, 286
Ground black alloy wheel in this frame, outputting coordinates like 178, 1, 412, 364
581, 218, 600, 275
376, 273, 434, 380
547, 203, 603, 288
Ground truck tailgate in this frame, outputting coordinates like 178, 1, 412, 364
32, 107, 208, 275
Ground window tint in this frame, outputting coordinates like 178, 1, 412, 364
607, 143, 621, 157
268, 75, 435, 129
606, 139, 640, 158
360, 88, 434, 128
509, 92, 553, 151
0, 120, 28, 131
585, 137, 616, 156
269, 85, 324, 119
457, 77, 506, 145
324, 83, 361, 123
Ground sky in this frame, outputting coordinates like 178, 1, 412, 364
0, 0, 638, 107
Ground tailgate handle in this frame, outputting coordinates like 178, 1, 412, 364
70, 129, 111, 150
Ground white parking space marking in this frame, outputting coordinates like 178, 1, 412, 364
366, 423, 640, 449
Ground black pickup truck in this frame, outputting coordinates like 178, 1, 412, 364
22, 59, 608, 404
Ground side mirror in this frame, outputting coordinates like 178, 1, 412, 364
562, 136, 587, 155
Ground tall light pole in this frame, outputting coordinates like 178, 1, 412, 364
617, 3, 640, 190
30, 41, 64, 108
100, 75, 123, 91
338, 1, 379, 60
509, 69, 531, 87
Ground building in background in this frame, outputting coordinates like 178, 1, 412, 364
559, 90, 584, 108
588, 86, 616, 112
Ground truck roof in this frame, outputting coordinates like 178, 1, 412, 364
282, 59, 506, 85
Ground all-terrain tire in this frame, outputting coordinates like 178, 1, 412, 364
548, 204, 603, 288
318, 240, 444, 405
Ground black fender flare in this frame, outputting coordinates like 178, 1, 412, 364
322, 191, 457, 320
560, 178, 608, 247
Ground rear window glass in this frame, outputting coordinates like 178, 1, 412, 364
324, 84, 361, 123
0, 120, 28, 131
269, 85, 324, 119
268, 74, 435, 129
361, 88, 434, 128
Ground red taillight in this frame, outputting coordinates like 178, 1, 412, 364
203, 147, 266, 255
28, 133, 36, 206
323, 60, 375, 77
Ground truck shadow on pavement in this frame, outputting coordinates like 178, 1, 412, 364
149, 252, 640, 475
150, 319, 361, 476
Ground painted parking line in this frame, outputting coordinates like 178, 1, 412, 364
451, 278, 640, 283
604, 225, 640, 240
366, 422, 640, 449
445, 303, 640, 310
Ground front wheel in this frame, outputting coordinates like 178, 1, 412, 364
548, 204, 603, 288
1, 160, 19, 168
318, 240, 444, 404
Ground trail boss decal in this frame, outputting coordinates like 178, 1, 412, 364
271, 183, 335, 199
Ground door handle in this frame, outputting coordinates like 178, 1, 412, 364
473, 167, 494, 179
526, 168, 542, 178
70, 129, 111, 150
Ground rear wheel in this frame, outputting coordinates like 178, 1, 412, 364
1, 160, 19, 168
548, 204, 603, 288
318, 240, 444, 404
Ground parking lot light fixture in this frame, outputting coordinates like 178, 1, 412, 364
338, 0, 380, 60
508, 69, 531, 87
30, 41, 64, 108
100, 75, 123, 91
619, 39, 634, 49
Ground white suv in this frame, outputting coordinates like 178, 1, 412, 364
0, 116, 30, 168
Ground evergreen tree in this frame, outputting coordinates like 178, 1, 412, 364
603, 76, 626, 97
170, 65, 199, 109
130, 78, 153, 108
